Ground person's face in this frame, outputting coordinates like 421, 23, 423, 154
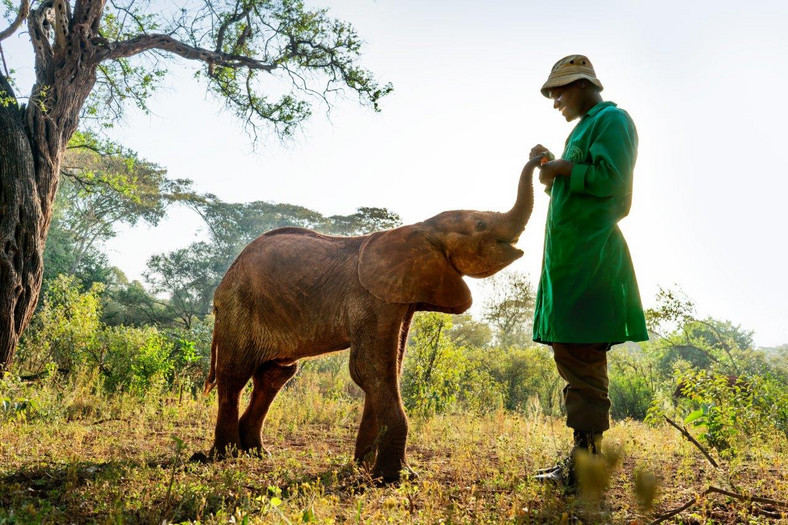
548, 82, 586, 122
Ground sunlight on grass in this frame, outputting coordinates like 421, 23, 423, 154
2, 364, 787, 524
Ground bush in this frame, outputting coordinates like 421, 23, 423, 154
471, 345, 562, 415
17, 275, 104, 375
654, 369, 788, 457
608, 346, 658, 421
401, 313, 467, 415
97, 326, 173, 393
16, 274, 211, 397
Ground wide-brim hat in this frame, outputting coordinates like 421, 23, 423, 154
540, 54, 604, 98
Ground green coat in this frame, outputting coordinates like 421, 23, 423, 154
533, 101, 648, 344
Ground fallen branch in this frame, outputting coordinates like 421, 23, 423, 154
651, 485, 788, 524
651, 493, 699, 524
664, 416, 718, 468
706, 485, 788, 509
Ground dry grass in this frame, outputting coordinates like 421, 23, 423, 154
2, 371, 787, 524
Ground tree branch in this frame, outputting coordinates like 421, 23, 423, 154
0, 0, 30, 42
0, 71, 16, 102
101, 33, 276, 71
52, 0, 71, 55
215, 2, 251, 55
664, 415, 719, 468
652, 485, 788, 524
27, 0, 55, 83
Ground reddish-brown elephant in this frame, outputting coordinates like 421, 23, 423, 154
202, 156, 542, 482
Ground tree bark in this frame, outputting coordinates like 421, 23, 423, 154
0, 0, 105, 370
0, 102, 43, 371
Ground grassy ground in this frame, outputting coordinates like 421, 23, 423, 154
1, 371, 787, 524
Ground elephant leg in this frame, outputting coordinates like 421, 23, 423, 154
352, 395, 379, 467
349, 321, 409, 482
239, 361, 298, 452
211, 373, 249, 458
397, 306, 415, 377
371, 382, 410, 482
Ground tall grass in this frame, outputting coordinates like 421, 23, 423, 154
2, 358, 787, 523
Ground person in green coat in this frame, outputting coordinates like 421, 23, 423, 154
530, 55, 648, 489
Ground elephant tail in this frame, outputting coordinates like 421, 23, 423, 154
203, 321, 219, 395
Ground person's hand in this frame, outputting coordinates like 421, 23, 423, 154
529, 144, 551, 161
539, 159, 574, 188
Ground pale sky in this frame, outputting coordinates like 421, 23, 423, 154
5, 0, 788, 347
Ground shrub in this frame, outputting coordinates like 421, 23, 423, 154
401, 313, 467, 415
17, 275, 104, 375
16, 274, 211, 397
608, 346, 658, 421
663, 369, 788, 456
466, 345, 561, 415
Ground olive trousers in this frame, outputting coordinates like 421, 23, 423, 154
551, 342, 612, 433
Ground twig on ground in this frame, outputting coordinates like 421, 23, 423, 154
90, 417, 126, 425
651, 493, 701, 524
651, 486, 788, 524
706, 486, 788, 509
664, 416, 718, 468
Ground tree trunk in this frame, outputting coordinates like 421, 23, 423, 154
0, 0, 102, 370
0, 103, 45, 371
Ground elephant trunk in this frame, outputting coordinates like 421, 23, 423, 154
500, 158, 539, 239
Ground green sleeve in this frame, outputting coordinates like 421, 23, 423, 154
568, 111, 637, 198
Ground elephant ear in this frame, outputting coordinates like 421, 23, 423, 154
358, 226, 472, 313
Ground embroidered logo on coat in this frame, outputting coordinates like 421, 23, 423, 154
565, 145, 584, 163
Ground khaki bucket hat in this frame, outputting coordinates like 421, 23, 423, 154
540, 54, 604, 98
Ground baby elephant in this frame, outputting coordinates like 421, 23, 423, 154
202, 156, 542, 482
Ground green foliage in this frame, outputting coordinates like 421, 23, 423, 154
645, 286, 754, 377
17, 275, 105, 374
60, 0, 394, 132
16, 274, 212, 396
667, 370, 788, 456
607, 346, 659, 421
401, 313, 468, 415
189, 0, 393, 138
401, 313, 559, 416
482, 270, 535, 349
448, 314, 493, 349
95, 325, 172, 393
43, 131, 200, 291
465, 345, 561, 415
144, 242, 220, 329
102, 275, 173, 327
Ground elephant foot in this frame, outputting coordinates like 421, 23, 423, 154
372, 457, 410, 484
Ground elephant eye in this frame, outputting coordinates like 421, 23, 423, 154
475, 220, 487, 231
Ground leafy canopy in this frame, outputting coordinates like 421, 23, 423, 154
2, 0, 392, 139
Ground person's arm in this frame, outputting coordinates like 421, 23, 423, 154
568, 111, 637, 198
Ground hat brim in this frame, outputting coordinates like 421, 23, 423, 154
540, 74, 604, 98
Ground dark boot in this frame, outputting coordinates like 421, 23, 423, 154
534, 431, 603, 491
573, 430, 602, 454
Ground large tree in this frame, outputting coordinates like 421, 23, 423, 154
45, 131, 196, 286
0, 0, 391, 369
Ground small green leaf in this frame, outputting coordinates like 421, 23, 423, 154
684, 408, 704, 424
270, 497, 282, 507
